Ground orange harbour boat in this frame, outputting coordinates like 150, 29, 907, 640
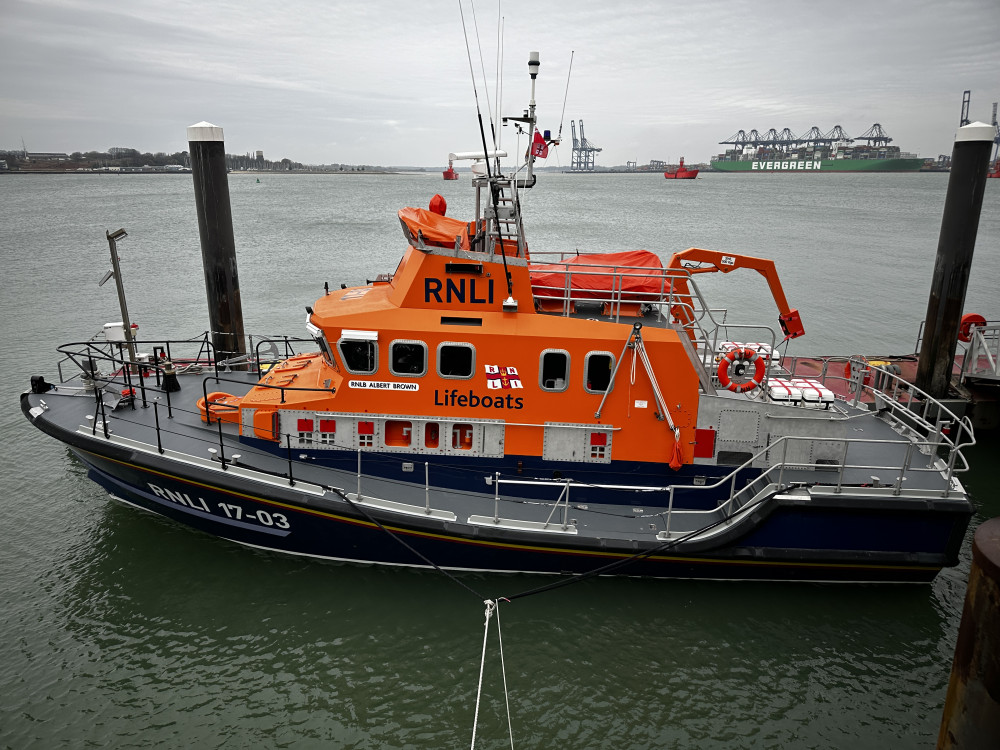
22, 53, 975, 583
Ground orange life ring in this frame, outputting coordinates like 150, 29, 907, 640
843, 356, 871, 382
959, 313, 986, 342
717, 347, 765, 393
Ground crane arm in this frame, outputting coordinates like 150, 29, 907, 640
667, 247, 805, 339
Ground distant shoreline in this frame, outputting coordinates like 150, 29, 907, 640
0, 169, 412, 176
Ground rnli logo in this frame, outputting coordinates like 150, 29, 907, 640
432, 363, 525, 409
485, 365, 523, 389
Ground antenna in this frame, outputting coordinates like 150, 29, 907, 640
556, 50, 574, 143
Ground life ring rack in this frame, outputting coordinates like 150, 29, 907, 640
717, 347, 766, 393
959, 313, 986, 343
197, 391, 242, 423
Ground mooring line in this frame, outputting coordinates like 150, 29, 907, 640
470, 598, 515, 750
330, 486, 487, 601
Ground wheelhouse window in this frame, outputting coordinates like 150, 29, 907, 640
338, 330, 378, 374
438, 342, 475, 379
540, 349, 570, 392
390, 340, 427, 377
316, 337, 335, 366
584, 351, 614, 394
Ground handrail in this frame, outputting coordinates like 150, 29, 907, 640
486, 427, 972, 535
526, 261, 783, 373
961, 323, 1000, 382
60, 326, 974, 535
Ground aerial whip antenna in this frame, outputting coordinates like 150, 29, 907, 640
458, 1, 512, 299
458, 1, 495, 183
468, 0, 498, 147
494, 10, 504, 152
556, 50, 574, 144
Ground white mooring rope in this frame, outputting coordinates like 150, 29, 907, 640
470, 599, 514, 749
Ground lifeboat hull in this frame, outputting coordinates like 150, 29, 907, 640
21, 379, 972, 584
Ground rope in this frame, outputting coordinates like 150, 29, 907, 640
330, 486, 487, 601
496, 488, 784, 603
469, 598, 515, 750
471, 599, 494, 750
497, 600, 514, 749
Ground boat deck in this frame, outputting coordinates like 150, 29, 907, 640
24, 348, 968, 552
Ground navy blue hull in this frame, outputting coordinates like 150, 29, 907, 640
78, 449, 967, 583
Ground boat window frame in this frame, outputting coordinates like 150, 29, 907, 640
539, 348, 570, 392
437, 341, 476, 380
583, 350, 616, 394
337, 334, 379, 375
389, 339, 428, 378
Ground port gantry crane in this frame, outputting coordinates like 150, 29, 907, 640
720, 123, 910, 154
856, 123, 892, 148
958, 90, 1000, 164
570, 120, 602, 171
720, 126, 858, 153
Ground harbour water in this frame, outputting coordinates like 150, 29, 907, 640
2, 171, 999, 748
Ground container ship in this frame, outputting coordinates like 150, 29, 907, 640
710, 123, 925, 173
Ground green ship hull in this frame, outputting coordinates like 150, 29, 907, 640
710, 157, 924, 173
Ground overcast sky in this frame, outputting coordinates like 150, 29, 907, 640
2, 0, 999, 168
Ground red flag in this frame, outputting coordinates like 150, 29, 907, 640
531, 130, 549, 158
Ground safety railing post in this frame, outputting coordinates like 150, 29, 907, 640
493, 472, 500, 522
894, 442, 913, 496
216, 417, 228, 469
835, 439, 850, 494
562, 479, 570, 530
665, 486, 675, 537
424, 462, 431, 514
153, 401, 163, 454
777, 437, 789, 489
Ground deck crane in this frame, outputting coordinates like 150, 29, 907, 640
570, 120, 602, 171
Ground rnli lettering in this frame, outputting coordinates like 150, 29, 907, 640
434, 388, 523, 409
147, 483, 291, 529
425, 277, 495, 304
149, 483, 211, 512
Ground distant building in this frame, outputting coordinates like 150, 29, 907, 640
256, 150, 264, 161
27, 152, 69, 161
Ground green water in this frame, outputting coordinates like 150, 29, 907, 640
2, 171, 999, 748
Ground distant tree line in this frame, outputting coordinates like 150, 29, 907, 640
1, 148, 379, 173
0, 148, 190, 170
